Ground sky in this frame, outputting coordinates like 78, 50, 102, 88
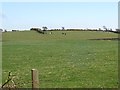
118, 1, 120, 29
1, 2, 118, 31
0, 0, 119, 2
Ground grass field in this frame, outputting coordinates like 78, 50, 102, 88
2, 30, 118, 88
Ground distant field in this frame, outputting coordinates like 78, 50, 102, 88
2, 31, 118, 88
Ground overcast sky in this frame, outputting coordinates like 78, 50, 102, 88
1, 2, 118, 30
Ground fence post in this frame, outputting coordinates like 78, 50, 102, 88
31, 69, 39, 89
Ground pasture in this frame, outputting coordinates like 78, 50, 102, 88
2, 30, 118, 88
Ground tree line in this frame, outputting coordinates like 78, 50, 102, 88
30, 27, 48, 34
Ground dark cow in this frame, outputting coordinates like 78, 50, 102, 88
62, 32, 66, 35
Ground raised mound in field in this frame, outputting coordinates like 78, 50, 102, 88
89, 38, 120, 41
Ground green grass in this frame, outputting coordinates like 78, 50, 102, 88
0, 42, 2, 86
2, 31, 118, 88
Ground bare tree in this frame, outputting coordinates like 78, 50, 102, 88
103, 26, 107, 31
62, 27, 65, 30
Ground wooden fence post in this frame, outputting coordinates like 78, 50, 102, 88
31, 69, 39, 89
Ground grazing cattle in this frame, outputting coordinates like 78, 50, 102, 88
49, 32, 52, 34
62, 32, 66, 35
